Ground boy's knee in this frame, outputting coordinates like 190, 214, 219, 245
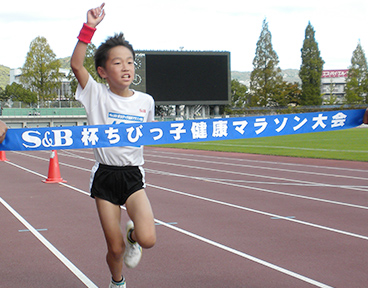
138, 233, 156, 249
108, 244, 124, 260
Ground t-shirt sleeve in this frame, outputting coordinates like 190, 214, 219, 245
75, 75, 102, 115
147, 96, 155, 122
75, 74, 92, 102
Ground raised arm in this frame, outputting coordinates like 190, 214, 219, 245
71, 3, 105, 89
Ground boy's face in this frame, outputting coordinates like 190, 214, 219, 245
97, 45, 135, 95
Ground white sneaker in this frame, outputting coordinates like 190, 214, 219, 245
123, 220, 142, 268
109, 277, 126, 288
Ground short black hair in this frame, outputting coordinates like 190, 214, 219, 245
94, 33, 135, 73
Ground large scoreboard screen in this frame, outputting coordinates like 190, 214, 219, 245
132, 51, 230, 105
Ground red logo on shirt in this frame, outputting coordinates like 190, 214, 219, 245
139, 109, 146, 113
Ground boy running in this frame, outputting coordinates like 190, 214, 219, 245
71, 3, 156, 288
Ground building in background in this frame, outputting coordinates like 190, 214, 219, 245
9, 68, 22, 84
9, 68, 72, 101
321, 69, 348, 104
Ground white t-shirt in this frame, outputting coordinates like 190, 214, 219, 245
76, 75, 155, 166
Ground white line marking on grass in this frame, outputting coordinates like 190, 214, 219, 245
0, 197, 97, 288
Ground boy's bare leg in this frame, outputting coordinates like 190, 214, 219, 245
95, 198, 125, 282
125, 189, 156, 249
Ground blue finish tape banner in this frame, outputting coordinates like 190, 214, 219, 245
0, 109, 365, 151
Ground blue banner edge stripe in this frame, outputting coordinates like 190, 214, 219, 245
0, 109, 365, 151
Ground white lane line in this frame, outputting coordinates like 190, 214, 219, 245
164, 141, 368, 153
2, 154, 356, 287
14, 150, 368, 194
146, 159, 368, 193
0, 196, 97, 288
7, 157, 368, 238
119, 206, 332, 287
153, 219, 333, 288
145, 149, 368, 174
145, 149, 368, 173
3, 158, 334, 287
147, 168, 368, 211
148, 183, 368, 241
145, 151, 368, 181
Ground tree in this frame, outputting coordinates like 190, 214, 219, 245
4, 82, 37, 105
345, 41, 368, 104
20, 36, 62, 106
68, 43, 104, 97
230, 79, 248, 108
272, 82, 302, 107
250, 18, 283, 107
0, 87, 5, 102
299, 22, 324, 106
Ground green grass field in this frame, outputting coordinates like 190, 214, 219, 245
154, 127, 368, 162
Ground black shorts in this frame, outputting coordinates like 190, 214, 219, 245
90, 164, 145, 206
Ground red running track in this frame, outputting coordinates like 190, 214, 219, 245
0, 147, 367, 288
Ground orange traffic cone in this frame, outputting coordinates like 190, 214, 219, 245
0, 151, 8, 161
43, 150, 67, 183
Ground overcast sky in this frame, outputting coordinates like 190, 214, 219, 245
1, 0, 367, 72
